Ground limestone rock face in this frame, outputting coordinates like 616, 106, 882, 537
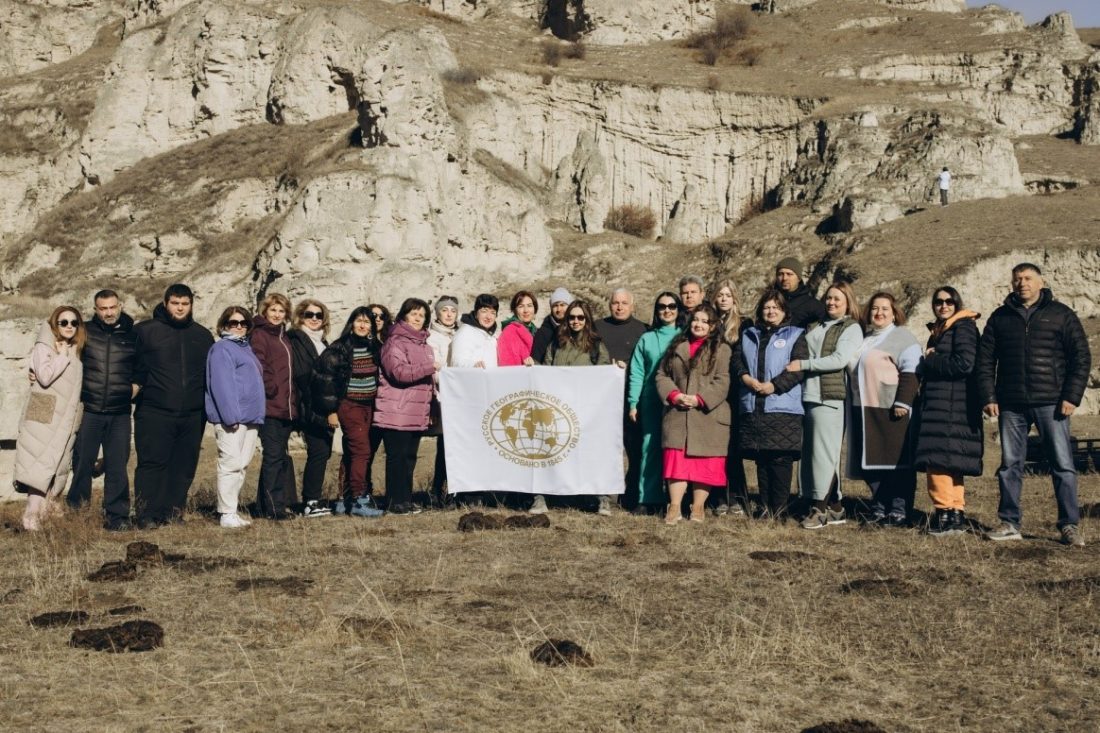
551, 132, 609, 234
0, 0, 122, 76
467, 73, 820, 239
581, 0, 717, 45
778, 110, 1025, 231
1075, 54, 1100, 145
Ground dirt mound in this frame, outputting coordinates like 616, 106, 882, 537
655, 560, 704, 572
749, 550, 817, 562
1036, 576, 1100, 594
125, 541, 168, 565
29, 610, 90, 628
530, 639, 594, 668
840, 577, 917, 596
69, 620, 164, 652
107, 605, 146, 616
234, 576, 312, 597
458, 512, 550, 532
86, 561, 137, 582
801, 720, 887, 733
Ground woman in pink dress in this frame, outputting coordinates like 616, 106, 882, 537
655, 303, 732, 524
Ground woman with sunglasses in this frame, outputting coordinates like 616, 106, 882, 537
707, 278, 753, 516
914, 286, 982, 536
540, 299, 613, 515
365, 303, 392, 495
655, 303, 732, 524
626, 292, 685, 515
287, 299, 334, 517
204, 307, 265, 528
14, 306, 86, 530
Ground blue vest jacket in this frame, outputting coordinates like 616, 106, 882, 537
739, 325, 804, 416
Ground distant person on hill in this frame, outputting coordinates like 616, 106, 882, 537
67, 289, 138, 531
678, 275, 705, 311
914, 286, 983, 536
937, 166, 951, 206
132, 283, 213, 529
773, 257, 827, 329
977, 263, 1091, 546
531, 287, 572, 364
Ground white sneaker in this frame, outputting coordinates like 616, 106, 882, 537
301, 500, 332, 518
529, 495, 548, 515
220, 513, 251, 529
597, 495, 612, 516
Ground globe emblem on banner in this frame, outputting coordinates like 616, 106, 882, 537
483, 392, 579, 467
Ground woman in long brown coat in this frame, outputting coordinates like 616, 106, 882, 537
655, 303, 732, 524
14, 306, 86, 530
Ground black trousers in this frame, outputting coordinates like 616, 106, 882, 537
380, 428, 421, 507
755, 450, 795, 517
68, 411, 132, 522
134, 408, 205, 523
298, 424, 333, 503
257, 417, 294, 516
431, 434, 447, 495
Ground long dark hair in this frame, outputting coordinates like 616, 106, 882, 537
661, 302, 722, 378
339, 306, 379, 344
556, 299, 601, 353
649, 291, 686, 331
931, 285, 963, 314
367, 303, 392, 341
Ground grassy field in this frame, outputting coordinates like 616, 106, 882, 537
1, 428, 1097, 732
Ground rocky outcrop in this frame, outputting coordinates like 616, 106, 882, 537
467, 73, 820, 239
778, 109, 1025, 231
1076, 54, 1100, 146
0, 0, 122, 76
550, 131, 609, 234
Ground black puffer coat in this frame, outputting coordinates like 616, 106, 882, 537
734, 326, 808, 455
311, 333, 378, 416
288, 329, 328, 431
530, 315, 559, 365
133, 305, 213, 414
914, 312, 984, 476
81, 312, 138, 414
976, 289, 1091, 408
784, 284, 828, 329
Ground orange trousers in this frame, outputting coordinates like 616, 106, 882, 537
927, 472, 965, 510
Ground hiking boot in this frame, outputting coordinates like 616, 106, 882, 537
927, 509, 950, 536
220, 513, 251, 529
103, 518, 133, 532
800, 507, 828, 530
884, 512, 908, 528
597, 496, 613, 516
350, 496, 384, 518
301, 500, 332, 518
387, 502, 421, 516
826, 506, 847, 525
529, 495, 548, 515
863, 509, 887, 527
1060, 524, 1085, 547
986, 522, 1022, 541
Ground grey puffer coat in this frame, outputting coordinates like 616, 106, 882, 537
14, 323, 84, 495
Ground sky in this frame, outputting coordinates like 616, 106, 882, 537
966, 1, 1100, 27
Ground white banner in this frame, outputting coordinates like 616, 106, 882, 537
439, 366, 625, 495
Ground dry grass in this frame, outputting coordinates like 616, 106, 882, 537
0, 430, 1098, 730
686, 5, 755, 66
604, 204, 657, 239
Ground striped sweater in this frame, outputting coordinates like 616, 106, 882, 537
345, 345, 378, 404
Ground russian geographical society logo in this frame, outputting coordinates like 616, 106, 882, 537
482, 391, 580, 467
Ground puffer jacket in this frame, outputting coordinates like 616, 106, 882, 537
976, 288, 1091, 408
14, 323, 84, 495
449, 322, 498, 368
250, 315, 296, 420
373, 321, 436, 431
133, 304, 213, 414
784, 283, 828, 329
204, 337, 265, 426
735, 325, 808, 455
288, 328, 327, 430
915, 311, 983, 476
80, 312, 138, 414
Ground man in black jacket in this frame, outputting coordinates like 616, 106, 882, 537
977, 263, 1091, 546
774, 257, 827, 328
67, 290, 139, 530
132, 283, 214, 528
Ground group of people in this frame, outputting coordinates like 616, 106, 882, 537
11, 259, 1092, 546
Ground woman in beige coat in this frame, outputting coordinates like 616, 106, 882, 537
655, 303, 732, 524
14, 306, 86, 530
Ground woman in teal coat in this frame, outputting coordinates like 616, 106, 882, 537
627, 292, 686, 514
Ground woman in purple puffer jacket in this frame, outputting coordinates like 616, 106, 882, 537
373, 298, 439, 515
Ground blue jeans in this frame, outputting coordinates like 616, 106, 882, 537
997, 405, 1079, 529
865, 468, 915, 518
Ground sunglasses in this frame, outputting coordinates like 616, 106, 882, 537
301, 310, 324, 320
567, 315, 586, 322
58, 319, 80, 328
226, 319, 249, 328
370, 312, 385, 320
656, 303, 678, 311
933, 298, 956, 307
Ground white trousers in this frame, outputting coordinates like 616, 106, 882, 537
214, 424, 259, 514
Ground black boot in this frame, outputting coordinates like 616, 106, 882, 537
928, 509, 949, 536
